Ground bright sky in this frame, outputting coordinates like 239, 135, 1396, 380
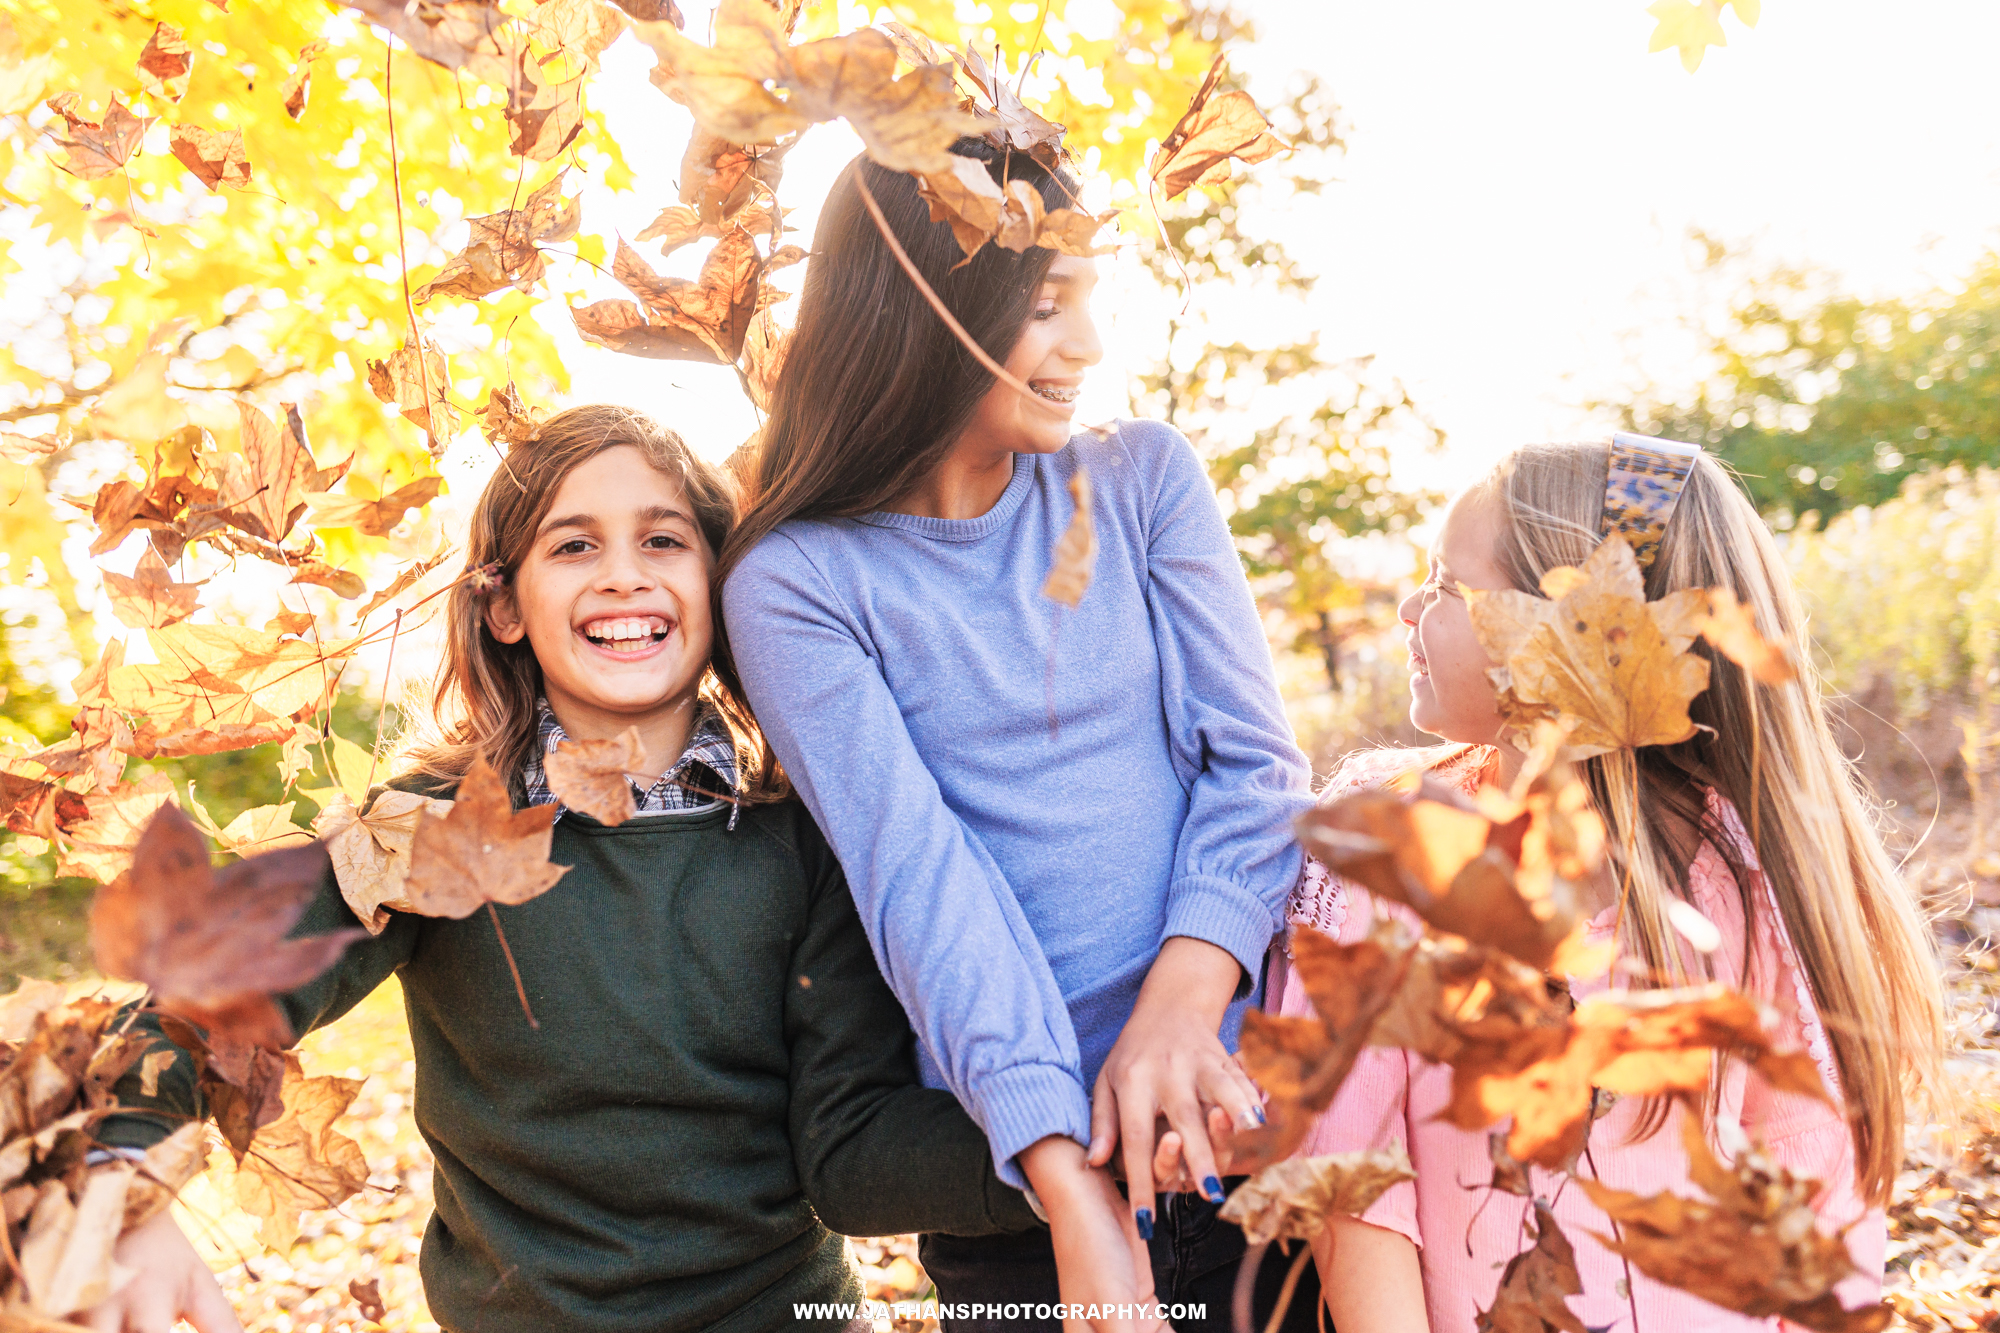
547, 0, 2000, 497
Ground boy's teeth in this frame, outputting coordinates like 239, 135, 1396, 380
584, 616, 666, 646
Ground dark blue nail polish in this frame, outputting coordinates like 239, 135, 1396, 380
1254, 1105, 1267, 1125
1203, 1175, 1225, 1203
1134, 1208, 1154, 1240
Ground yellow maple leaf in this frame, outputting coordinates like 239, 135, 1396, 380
1465, 535, 1711, 756
1646, 0, 1729, 73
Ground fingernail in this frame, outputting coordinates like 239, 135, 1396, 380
1134, 1208, 1154, 1240
1254, 1105, 1267, 1125
1203, 1175, 1225, 1203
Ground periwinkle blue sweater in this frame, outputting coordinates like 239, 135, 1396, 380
723, 419, 1311, 1186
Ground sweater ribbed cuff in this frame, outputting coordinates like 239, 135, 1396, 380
1164, 873, 1283, 999
972, 1062, 1093, 1191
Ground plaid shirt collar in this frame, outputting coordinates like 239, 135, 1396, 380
520, 698, 740, 827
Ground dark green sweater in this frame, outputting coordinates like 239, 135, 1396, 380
109, 794, 1035, 1332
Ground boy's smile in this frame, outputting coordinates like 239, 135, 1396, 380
484, 445, 715, 773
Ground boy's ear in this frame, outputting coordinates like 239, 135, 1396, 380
483, 587, 528, 645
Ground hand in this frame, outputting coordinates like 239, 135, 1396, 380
1089, 937, 1264, 1230
1136, 1107, 1238, 1194
1020, 1137, 1169, 1333
80, 1210, 242, 1333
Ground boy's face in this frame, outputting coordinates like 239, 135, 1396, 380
484, 445, 714, 738
1397, 491, 1511, 745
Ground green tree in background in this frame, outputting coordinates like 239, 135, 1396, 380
1129, 66, 1437, 692
1613, 234, 2000, 521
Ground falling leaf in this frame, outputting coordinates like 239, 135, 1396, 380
233, 1063, 371, 1251
356, 550, 452, 621
136, 22, 193, 102
215, 399, 325, 547
954, 44, 1066, 160
1646, 0, 1729, 72
103, 547, 204, 629
288, 559, 369, 600
17, 1163, 133, 1315
45, 92, 153, 180
305, 476, 444, 538
917, 153, 1005, 259
1218, 1146, 1416, 1246
280, 40, 327, 119
104, 623, 353, 758
544, 727, 646, 826
477, 382, 543, 447
89, 804, 359, 1049
634, 0, 978, 174
1042, 468, 1096, 608
508, 72, 586, 160
351, 1277, 388, 1323
519, 0, 627, 70
0, 978, 69, 1044
121, 1121, 209, 1232
136, 1049, 178, 1099
1150, 57, 1289, 200
1466, 535, 1712, 757
169, 122, 251, 191
1476, 1199, 1587, 1333
1578, 1116, 1890, 1331
56, 773, 176, 883
678, 130, 790, 231
367, 335, 458, 454
578, 229, 764, 363
0, 430, 61, 464
1488, 1131, 1533, 1197
339, 0, 517, 78
1, 771, 91, 842
1231, 919, 1415, 1173
403, 757, 570, 918
740, 311, 789, 412
417, 175, 582, 302
187, 793, 315, 858
1696, 586, 1798, 685
314, 789, 455, 933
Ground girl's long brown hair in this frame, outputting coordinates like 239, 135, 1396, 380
710, 141, 1080, 798
1472, 442, 1943, 1204
403, 403, 783, 803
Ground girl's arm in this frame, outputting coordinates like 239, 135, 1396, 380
1313, 1215, 1428, 1333
725, 537, 1090, 1188
1021, 1137, 1170, 1333
1091, 422, 1314, 1206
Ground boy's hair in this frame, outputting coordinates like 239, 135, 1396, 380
1467, 441, 1942, 1204
403, 404, 783, 803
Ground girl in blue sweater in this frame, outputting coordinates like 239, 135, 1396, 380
718, 142, 1317, 1330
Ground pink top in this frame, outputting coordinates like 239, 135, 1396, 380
1269, 747, 1885, 1332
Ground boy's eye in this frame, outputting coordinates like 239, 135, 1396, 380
644, 533, 686, 551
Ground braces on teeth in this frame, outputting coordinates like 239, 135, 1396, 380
1031, 383, 1079, 403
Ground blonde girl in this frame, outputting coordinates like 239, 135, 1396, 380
1276, 437, 1942, 1331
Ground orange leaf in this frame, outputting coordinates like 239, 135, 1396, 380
305, 476, 444, 538
168, 122, 251, 191
1041, 468, 1096, 608
45, 92, 153, 180
403, 757, 569, 918
1477, 1199, 1587, 1333
280, 40, 327, 120
366, 336, 457, 453
477, 381, 543, 447
544, 727, 646, 826
1217, 1146, 1415, 1247
232, 1062, 371, 1252
102, 547, 204, 629
1696, 586, 1798, 685
1150, 59, 1289, 200
88, 804, 359, 1050
416, 174, 581, 303
136, 22, 193, 103
582, 229, 764, 363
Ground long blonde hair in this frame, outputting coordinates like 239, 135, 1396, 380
1471, 441, 1941, 1204
404, 404, 783, 803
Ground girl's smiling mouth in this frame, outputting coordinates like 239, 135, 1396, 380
579, 614, 674, 657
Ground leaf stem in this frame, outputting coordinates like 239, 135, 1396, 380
383, 38, 439, 458
486, 902, 539, 1029
362, 608, 404, 796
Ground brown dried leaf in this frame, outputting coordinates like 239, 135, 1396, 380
520, 0, 627, 69
635, 0, 977, 174
168, 122, 250, 191
89, 804, 358, 1049
366, 336, 457, 454
304, 476, 443, 538
508, 72, 586, 160
954, 45, 1065, 159
351, 1277, 388, 1322
45, 92, 153, 180
338, 0, 516, 77
1697, 586, 1798, 686
403, 757, 569, 918
136, 1049, 178, 1099
234, 1064, 370, 1252
281, 40, 328, 120
544, 727, 645, 826
0, 978, 69, 1044
917, 153, 1005, 259
678, 130, 790, 229
314, 789, 453, 933
218, 400, 319, 545
583, 229, 763, 362
1577, 1117, 1890, 1332
740, 311, 789, 413
121, 1121, 209, 1232
1476, 1200, 1586, 1333
104, 623, 353, 754
0, 429, 61, 464
478, 381, 543, 447
17, 1164, 133, 1315
103, 546, 203, 629
1467, 535, 1712, 756
356, 550, 452, 622
1, 771, 91, 842
0, 1000, 117, 1142
55, 773, 175, 883
188, 796, 314, 858
1217, 1146, 1416, 1246
1150, 60, 1289, 200
417, 175, 580, 302
136, 22, 193, 102
1042, 468, 1096, 608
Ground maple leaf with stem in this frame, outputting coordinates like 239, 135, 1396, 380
478, 381, 543, 447
169, 123, 252, 191
575, 230, 765, 362
1217, 1146, 1416, 1246
44, 92, 153, 180
135, 22, 193, 103
544, 727, 647, 826
1577, 1114, 1890, 1331
1466, 535, 1713, 757
89, 804, 361, 1050
1476, 1199, 1587, 1333
231, 1059, 371, 1252
367, 334, 458, 455
102, 546, 204, 630
416, 174, 582, 303
314, 789, 453, 934
1149, 55, 1290, 201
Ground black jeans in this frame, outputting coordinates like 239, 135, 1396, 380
918, 1181, 1324, 1333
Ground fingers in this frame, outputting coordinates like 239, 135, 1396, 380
1160, 1084, 1224, 1206
1205, 1105, 1238, 1179
1118, 1090, 1160, 1239
81, 1298, 125, 1333
1151, 1128, 1187, 1194
183, 1269, 246, 1333
1200, 1053, 1267, 1132
1088, 1065, 1119, 1169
